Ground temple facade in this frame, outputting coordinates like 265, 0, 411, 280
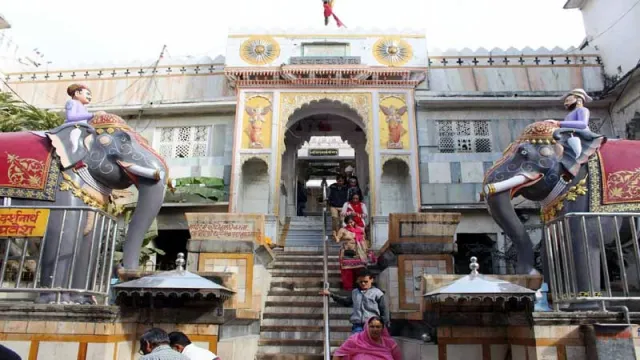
0, 28, 612, 273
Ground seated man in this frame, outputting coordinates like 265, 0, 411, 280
545, 88, 594, 157
65, 83, 105, 124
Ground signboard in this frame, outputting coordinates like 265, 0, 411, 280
289, 56, 361, 65
185, 213, 264, 242
309, 149, 339, 156
0, 208, 50, 237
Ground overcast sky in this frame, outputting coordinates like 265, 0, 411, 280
1, 0, 585, 68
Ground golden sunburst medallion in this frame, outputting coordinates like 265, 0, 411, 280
239, 36, 280, 65
372, 37, 413, 66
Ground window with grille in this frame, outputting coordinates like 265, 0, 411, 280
157, 126, 209, 158
436, 120, 492, 153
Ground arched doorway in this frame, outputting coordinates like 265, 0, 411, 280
279, 99, 370, 219
237, 158, 270, 213
380, 158, 413, 215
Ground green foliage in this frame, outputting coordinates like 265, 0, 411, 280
166, 176, 227, 202
0, 92, 63, 132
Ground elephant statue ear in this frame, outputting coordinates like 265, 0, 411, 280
552, 128, 607, 177
47, 123, 96, 170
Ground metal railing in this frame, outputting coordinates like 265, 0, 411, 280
545, 212, 640, 311
321, 182, 331, 360
0, 205, 118, 305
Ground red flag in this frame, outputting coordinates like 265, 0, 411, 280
323, 1, 346, 28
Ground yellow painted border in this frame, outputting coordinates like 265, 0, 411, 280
198, 253, 254, 310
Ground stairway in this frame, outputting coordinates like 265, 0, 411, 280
256, 217, 351, 360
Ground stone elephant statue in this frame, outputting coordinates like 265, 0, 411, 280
482, 121, 640, 303
0, 113, 170, 304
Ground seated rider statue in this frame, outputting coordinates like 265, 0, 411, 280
544, 88, 594, 158
65, 84, 104, 124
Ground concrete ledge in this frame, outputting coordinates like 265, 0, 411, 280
188, 240, 255, 253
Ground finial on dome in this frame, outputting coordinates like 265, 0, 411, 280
176, 253, 186, 271
469, 256, 479, 275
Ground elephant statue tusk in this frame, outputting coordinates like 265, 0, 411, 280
117, 160, 164, 181
484, 175, 529, 196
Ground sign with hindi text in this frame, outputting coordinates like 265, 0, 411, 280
0, 208, 50, 237
309, 149, 339, 156
185, 213, 265, 243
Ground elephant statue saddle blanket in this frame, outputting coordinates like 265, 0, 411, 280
588, 139, 640, 212
0, 132, 60, 201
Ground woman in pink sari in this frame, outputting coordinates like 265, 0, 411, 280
332, 316, 401, 360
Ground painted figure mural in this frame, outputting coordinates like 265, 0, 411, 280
242, 95, 273, 149
482, 89, 640, 305
0, 86, 170, 304
379, 96, 409, 149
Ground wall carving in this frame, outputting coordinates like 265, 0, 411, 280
242, 94, 273, 149
379, 94, 409, 149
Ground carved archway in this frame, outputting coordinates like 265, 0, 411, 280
275, 93, 374, 216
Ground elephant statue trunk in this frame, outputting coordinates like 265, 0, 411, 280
485, 189, 536, 274
121, 179, 166, 269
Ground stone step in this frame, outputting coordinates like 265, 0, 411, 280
263, 312, 350, 320
261, 331, 350, 342
265, 301, 351, 309
267, 290, 352, 297
273, 256, 339, 262
267, 295, 342, 302
256, 347, 338, 357
264, 306, 352, 315
269, 269, 341, 275
270, 279, 342, 291
271, 272, 341, 278
270, 262, 340, 268
258, 339, 343, 348
261, 318, 352, 327
255, 353, 325, 360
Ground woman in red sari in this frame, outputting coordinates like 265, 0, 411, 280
335, 215, 369, 291
341, 193, 368, 229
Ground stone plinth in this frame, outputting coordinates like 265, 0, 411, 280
0, 303, 220, 360
375, 213, 461, 320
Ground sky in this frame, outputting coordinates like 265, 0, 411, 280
0, 0, 586, 68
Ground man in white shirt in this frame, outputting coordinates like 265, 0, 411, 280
169, 332, 220, 360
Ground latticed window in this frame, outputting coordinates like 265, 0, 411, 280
157, 126, 209, 158
436, 120, 492, 153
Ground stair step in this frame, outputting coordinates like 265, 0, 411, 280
261, 319, 351, 327
265, 301, 351, 309
271, 273, 341, 278
260, 325, 352, 333
274, 256, 339, 262
271, 280, 342, 290
271, 262, 340, 267
261, 331, 350, 341
256, 347, 338, 356
267, 290, 352, 297
270, 269, 341, 275
259, 339, 344, 347
267, 295, 341, 302
264, 306, 351, 315
256, 353, 325, 360
263, 313, 350, 320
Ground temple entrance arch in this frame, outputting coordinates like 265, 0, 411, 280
276, 93, 374, 219
278, 98, 371, 219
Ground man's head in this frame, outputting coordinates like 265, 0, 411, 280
335, 175, 345, 186
139, 328, 170, 355
66, 84, 92, 104
168, 331, 191, 353
356, 268, 374, 290
562, 88, 591, 111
